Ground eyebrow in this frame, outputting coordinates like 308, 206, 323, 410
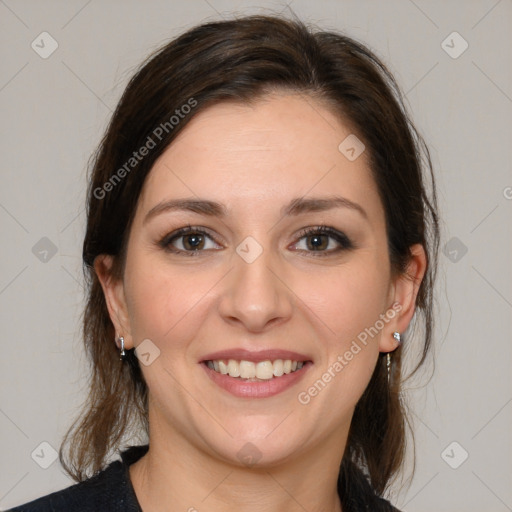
283, 196, 368, 219
143, 195, 368, 224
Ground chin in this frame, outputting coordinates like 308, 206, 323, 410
199, 419, 307, 469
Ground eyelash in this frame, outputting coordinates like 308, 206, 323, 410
158, 225, 354, 257
295, 226, 354, 256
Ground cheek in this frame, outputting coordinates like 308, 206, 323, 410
295, 266, 385, 417
123, 254, 215, 351
298, 261, 389, 345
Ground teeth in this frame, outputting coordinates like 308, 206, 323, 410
256, 361, 274, 380
273, 359, 284, 377
207, 359, 306, 379
227, 359, 240, 377
218, 360, 228, 375
239, 360, 256, 379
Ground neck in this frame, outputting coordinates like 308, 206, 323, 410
129, 412, 346, 512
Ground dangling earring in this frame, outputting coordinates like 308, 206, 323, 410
116, 336, 126, 361
387, 332, 401, 383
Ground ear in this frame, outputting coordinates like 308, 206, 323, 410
379, 243, 427, 353
94, 254, 134, 349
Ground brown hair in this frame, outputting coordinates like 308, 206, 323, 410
60, 13, 439, 502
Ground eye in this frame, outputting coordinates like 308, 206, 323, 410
159, 226, 222, 255
292, 226, 353, 255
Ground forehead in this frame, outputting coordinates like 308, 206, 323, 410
137, 93, 383, 221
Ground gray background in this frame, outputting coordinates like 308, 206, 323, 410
1, 0, 511, 510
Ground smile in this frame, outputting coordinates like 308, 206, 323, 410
200, 348, 313, 398
206, 359, 304, 380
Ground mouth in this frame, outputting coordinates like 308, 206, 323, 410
200, 349, 313, 398
203, 358, 306, 381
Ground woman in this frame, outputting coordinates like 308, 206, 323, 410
10, 14, 438, 512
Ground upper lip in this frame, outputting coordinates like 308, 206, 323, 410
200, 349, 312, 363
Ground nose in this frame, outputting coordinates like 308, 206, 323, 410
217, 246, 294, 332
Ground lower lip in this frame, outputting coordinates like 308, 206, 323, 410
201, 362, 312, 398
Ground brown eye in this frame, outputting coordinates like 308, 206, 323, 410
182, 233, 206, 250
293, 226, 353, 255
159, 226, 222, 255
306, 233, 329, 251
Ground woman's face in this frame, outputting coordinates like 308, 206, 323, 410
100, 93, 416, 467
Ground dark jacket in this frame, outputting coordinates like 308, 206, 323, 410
8, 445, 400, 511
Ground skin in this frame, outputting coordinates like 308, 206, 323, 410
96, 92, 426, 512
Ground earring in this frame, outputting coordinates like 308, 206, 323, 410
387, 332, 401, 383
116, 336, 126, 361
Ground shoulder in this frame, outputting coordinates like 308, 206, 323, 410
7, 445, 147, 512
338, 460, 402, 512
7, 462, 126, 512
344, 493, 402, 512
375, 497, 403, 512
344, 491, 402, 512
